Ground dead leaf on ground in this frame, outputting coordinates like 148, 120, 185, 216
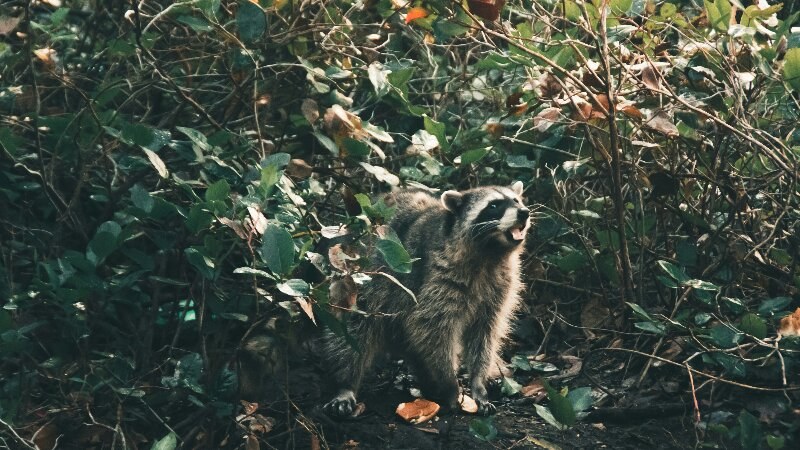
778, 308, 800, 337
644, 112, 680, 138
301, 99, 319, 124
396, 399, 440, 424
459, 393, 478, 413
220, 217, 247, 239
286, 159, 313, 178
533, 107, 562, 132
641, 65, 661, 91
521, 379, 546, 399
580, 298, 611, 338
328, 244, 358, 273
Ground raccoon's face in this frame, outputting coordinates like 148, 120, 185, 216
441, 182, 531, 250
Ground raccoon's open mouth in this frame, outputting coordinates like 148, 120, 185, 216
507, 225, 527, 242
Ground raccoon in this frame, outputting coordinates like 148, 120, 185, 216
322, 182, 530, 417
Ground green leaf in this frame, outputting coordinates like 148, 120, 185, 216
709, 324, 743, 348
758, 297, 792, 315
184, 247, 215, 279
177, 15, 213, 32
176, 126, 211, 152
86, 221, 121, 266
423, 115, 448, 151
566, 387, 593, 413
767, 434, 786, 450
204, 179, 230, 202
130, 185, 154, 213
150, 432, 177, 450
682, 279, 719, 291
510, 355, 532, 371
704, 0, 731, 32
313, 131, 339, 156
626, 302, 654, 321
500, 376, 522, 395
236, 1, 265, 44
541, 380, 576, 428
460, 148, 489, 165
376, 238, 413, 273
610, 0, 633, 16
261, 225, 295, 276
635, 321, 666, 335
469, 417, 498, 442
739, 313, 767, 339
368, 62, 391, 97
277, 279, 310, 297
656, 260, 691, 283
783, 48, 800, 92
738, 410, 762, 450
342, 138, 370, 158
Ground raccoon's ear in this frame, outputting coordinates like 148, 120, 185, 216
510, 181, 524, 196
440, 190, 464, 212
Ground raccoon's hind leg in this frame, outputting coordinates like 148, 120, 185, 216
405, 316, 461, 412
321, 319, 381, 418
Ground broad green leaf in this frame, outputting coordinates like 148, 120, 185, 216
460, 148, 489, 165
130, 184, 154, 213
566, 387, 593, 413
204, 179, 230, 202
542, 380, 576, 427
368, 62, 391, 97
277, 279, 310, 297
150, 432, 177, 450
236, 1, 265, 44
739, 313, 767, 339
738, 410, 762, 450
176, 126, 211, 152
626, 302, 654, 321
656, 260, 690, 283
500, 376, 522, 395
184, 247, 215, 279
610, 0, 633, 16
177, 15, 213, 32
313, 131, 338, 156
783, 48, 800, 92
758, 297, 792, 315
342, 138, 370, 158
376, 238, 413, 273
535, 404, 569, 430
423, 115, 447, 151
704, 0, 731, 32
510, 355, 532, 371
682, 279, 719, 291
261, 225, 295, 276
469, 417, 498, 442
635, 321, 666, 335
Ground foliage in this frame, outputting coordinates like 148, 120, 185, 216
1, 0, 799, 448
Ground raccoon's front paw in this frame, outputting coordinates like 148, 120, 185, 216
476, 399, 497, 416
323, 390, 357, 418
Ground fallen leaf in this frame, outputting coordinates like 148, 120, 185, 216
405, 7, 429, 24
533, 107, 562, 132
460, 394, 478, 413
246, 206, 268, 235
220, 218, 247, 239
396, 399, 440, 424
301, 98, 319, 124
352, 402, 367, 417
644, 112, 679, 138
641, 65, 661, 91
521, 379, 546, 398
286, 158, 313, 178
778, 308, 800, 337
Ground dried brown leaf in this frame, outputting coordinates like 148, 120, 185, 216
286, 158, 313, 178
467, 0, 506, 21
296, 298, 316, 325
645, 112, 679, 138
0, 15, 22, 36
301, 99, 319, 124
641, 66, 661, 91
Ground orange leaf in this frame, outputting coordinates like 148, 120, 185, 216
406, 7, 429, 24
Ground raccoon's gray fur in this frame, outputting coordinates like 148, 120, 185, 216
322, 182, 530, 417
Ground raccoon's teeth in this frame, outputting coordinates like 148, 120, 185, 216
510, 227, 525, 241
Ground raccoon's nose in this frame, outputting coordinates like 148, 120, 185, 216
517, 207, 530, 221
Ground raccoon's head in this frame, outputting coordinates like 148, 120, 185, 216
440, 182, 531, 250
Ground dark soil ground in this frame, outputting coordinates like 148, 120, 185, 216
256, 361, 696, 450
